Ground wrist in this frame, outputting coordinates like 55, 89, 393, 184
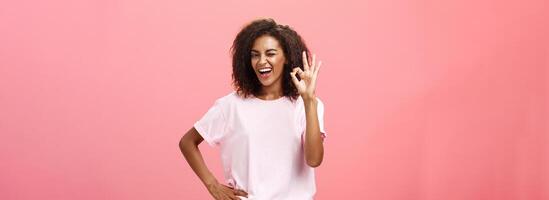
202, 174, 218, 187
301, 94, 316, 102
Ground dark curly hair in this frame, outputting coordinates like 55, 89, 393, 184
230, 18, 310, 101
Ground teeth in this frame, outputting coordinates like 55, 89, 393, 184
259, 68, 272, 73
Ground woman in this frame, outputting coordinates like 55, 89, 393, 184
179, 18, 326, 200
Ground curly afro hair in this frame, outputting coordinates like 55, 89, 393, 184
230, 18, 310, 101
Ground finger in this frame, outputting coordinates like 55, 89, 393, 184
290, 71, 300, 86
221, 185, 236, 195
296, 67, 305, 75
292, 67, 300, 75
310, 54, 316, 72
302, 51, 310, 72
221, 188, 238, 200
222, 185, 234, 190
314, 60, 322, 76
296, 67, 308, 80
228, 194, 239, 200
234, 189, 248, 197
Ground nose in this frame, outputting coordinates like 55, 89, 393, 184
257, 55, 268, 66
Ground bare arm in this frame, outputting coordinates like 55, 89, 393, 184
290, 51, 324, 168
179, 127, 247, 199
179, 127, 217, 186
303, 97, 324, 167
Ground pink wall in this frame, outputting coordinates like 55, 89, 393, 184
1, 0, 547, 199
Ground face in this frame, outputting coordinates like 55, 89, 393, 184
250, 35, 286, 90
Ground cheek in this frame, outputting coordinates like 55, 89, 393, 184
273, 57, 285, 69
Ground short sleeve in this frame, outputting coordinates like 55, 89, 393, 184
299, 97, 327, 140
317, 99, 327, 139
193, 99, 227, 147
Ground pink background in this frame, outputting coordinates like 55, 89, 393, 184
1, 0, 547, 199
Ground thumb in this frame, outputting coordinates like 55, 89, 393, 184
290, 70, 300, 86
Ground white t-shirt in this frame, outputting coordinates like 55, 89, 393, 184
194, 91, 326, 200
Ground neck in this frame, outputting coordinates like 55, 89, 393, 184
258, 83, 283, 100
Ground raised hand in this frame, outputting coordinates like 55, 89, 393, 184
290, 51, 322, 100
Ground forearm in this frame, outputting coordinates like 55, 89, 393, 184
303, 97, 324, 167
179, 137, 218, 186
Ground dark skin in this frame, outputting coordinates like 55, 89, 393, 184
179, 128, 248, 200
179, 35, 323, 199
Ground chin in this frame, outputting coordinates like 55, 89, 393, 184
259, 80, 272, 87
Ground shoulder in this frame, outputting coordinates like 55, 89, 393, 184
214, 91, 244, 106
217, 91, 236, 101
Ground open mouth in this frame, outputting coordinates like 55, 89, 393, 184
258, 67, 272, 78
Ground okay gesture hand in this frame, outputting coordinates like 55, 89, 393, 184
290, 51, 322, 101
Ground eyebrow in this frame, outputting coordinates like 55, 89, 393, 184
251, 49, 278, 53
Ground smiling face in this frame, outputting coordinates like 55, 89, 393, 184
250, 35, 286, 91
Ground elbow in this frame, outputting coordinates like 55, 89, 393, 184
179, 135, 192, 151
179, 136, 186, 150
179, 127, 203, 152
306, 157, 323, 168
304, 145, 324, 168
